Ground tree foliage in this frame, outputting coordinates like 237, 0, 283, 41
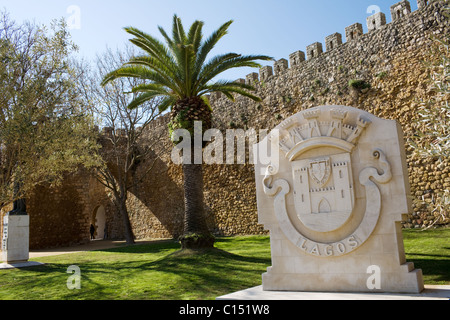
0, 12, 101, 209
81, 46, 166, 244
101, 15, 272, 249
101, 15, 273, 112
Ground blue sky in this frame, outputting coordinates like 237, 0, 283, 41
0, 0, 418, 80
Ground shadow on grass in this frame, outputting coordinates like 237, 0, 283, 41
407, 255, 450, 284
89, 245, 271, 277
132, 247, 271, 299
4, 232, 448, 299
4, 240, 270, 300
97, 239, 181, 254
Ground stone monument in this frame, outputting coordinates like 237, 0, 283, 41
1, 196, 31, 266
255, 105, 424, 293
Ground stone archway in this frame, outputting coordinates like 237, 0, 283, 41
92, 205, 106, 240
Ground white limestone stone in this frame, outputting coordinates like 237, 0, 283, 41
2, 215, 30, 263
254, 105, 424, 293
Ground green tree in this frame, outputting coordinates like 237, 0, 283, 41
83, 46, 166, 245
102, 15, 272, 249
0, 12, 101, 210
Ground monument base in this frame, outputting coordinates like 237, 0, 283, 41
0, 261, 45, 269
262, 263, 424, 293
2, 215, 30, 264
216, 285, 450, 300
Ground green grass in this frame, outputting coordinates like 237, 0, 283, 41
0, 229, 448, 300
402, 227, 450, 285
0, 236, 271, 300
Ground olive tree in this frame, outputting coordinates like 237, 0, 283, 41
0, 12, 101, 210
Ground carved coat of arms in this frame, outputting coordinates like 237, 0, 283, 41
292, 153, 354, 232
309, 158, 331, 187
273, 108, 368, 233
261, 107, 396, 258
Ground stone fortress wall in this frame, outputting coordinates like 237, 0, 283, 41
208, 0, 449, 229
1, 0, 448, 250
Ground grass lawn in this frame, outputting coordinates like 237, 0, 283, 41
0, 228, 448, 300
402, 227, 450, 285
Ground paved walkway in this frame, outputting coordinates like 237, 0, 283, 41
217, 285, 450, 300
28, 239, 157, 258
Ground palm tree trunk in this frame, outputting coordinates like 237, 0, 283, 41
116, 197, 135, 245
179, 162, 214, 249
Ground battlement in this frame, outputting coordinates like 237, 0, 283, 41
342, 123, 355, 130
356, 117, 371, 128
345, 23, 364, 42
260, 65, 273, 82
245, 72, 259, 85
325, 33, 343, 52
306, 42, 323, 60
303, 109, 321, 120
332, 162, 348, 168
278, 116, 299, 130
367, 12, 387, 32
209, 0, 437, 104
391, 0, 412, 21
330, 109, 347, 120
275, 108, 372, 161
310, 186, 336, 193
289, 50, 306, 67
274, 58, 289, 76
417, 0, 429, 8
100, 127, 128, 137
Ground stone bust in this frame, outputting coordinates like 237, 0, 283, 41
8, 198, 27, 216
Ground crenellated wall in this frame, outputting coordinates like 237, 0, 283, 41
207, 0, 449, 229
208, 0, 444, 102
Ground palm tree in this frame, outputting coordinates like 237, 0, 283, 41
101, 15, 273, 249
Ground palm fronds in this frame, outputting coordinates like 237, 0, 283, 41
101, 14, 273, 111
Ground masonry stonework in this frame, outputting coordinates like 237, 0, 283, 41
345, 23, 364, 41
367, 12, 387, 32
391, 0, 412, 21
210, 0, 449, 231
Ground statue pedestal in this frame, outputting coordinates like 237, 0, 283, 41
2, 215, 30, 264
